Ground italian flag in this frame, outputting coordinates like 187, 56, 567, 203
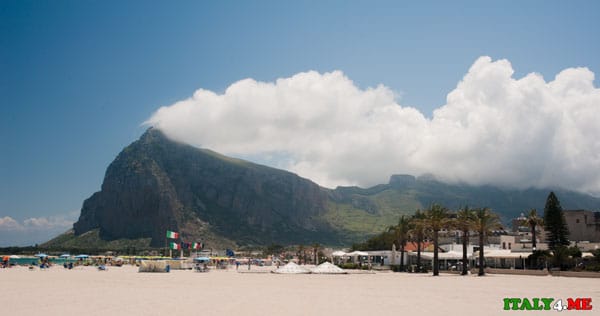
166, 230, 179, 239
192, 242, 203, 250
169, 242, 180, 250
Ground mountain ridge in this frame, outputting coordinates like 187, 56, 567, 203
47, 128, 600, 249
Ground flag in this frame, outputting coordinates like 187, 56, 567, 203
166, 230, 179, 239
169, 242, 180, 250
192, 242, 203, 249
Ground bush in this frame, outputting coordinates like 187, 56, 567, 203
390, 265, 402, 272
339, 263, 359, 269
583, 263, 600, 272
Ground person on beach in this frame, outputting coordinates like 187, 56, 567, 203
236, 261, 240, 270
248, 260, 251, 270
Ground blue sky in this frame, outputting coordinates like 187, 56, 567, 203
1, 1, 599, 246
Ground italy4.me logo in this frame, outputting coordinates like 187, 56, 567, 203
503, 298, 592, 311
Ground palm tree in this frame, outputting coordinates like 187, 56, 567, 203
297, 245, 305, 264
312, 243, 321, 265
409, 210, 426, 272
454, 206, 476, 275
395, 215, 410, 271
521, 209, 543, 250
424, 204, 450, 276
472, 207, 502, 276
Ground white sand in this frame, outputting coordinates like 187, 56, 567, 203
1, 265, 598, 315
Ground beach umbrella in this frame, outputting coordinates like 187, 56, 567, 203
60, 254, 70, 258
75, 254, 89, 259
193, 257, 210, 262
35, 253, 48, 258
2, 256, 9, 261
9, 255, 21, 259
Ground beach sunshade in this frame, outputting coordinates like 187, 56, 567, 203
332, 251, 347, 256
272, 262, 310, 274
75, 254, 89, 259
9, 255, 21, 259
2, 256, 9, 261
35, 253, 48, 257
311, 262, 347, 274
60, 254, 70, 258
193, 257, 210, 262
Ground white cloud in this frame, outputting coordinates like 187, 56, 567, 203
146, 57, 600, 194
0, 216, 22, 230
0, 213, 76, 246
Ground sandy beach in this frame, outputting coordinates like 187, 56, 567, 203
1, 265, 598, 315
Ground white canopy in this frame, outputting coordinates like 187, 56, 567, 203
332, 251, 347, 257
347, 251, 368, 256
272, 262, 310, 274
311, 262, 347, 274
481, 250, 533, 259
409, 251, 463, 260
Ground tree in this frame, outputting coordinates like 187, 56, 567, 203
297, 245, 305, 264
520, 209, 543, 250
263, 244, 284, 259
543, 192, 570, 250
454, 206, 476, 275
472, 207, 501, 276
395, 215, 410, 271
312, 243, 321, 265
409, 209, 427, 272
423, 204, 450, 276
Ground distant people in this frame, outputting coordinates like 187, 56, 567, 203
68, 262, 73, 269
236, 261, 240, 270
248, 260, 251, 270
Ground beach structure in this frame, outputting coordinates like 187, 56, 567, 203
138, 260, 170, 273
310, 262, 347, 274
479, 249, 532, 269
272, 262, 310, 274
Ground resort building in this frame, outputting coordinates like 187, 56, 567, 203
564, 210, 600, 242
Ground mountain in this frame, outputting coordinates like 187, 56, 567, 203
45, 129, 600, 249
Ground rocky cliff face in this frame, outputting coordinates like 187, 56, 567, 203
74, 129, 335, 247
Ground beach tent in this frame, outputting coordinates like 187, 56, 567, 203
272, 262, 310, 274
331, 251, 348, 264
138, 260, 169, 273
347, 251, 369, 264
311, 262, 347, 274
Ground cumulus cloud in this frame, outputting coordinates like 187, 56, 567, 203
0, 213, 76, 246
146, 57, 600, 194
0, 216, 21, 230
